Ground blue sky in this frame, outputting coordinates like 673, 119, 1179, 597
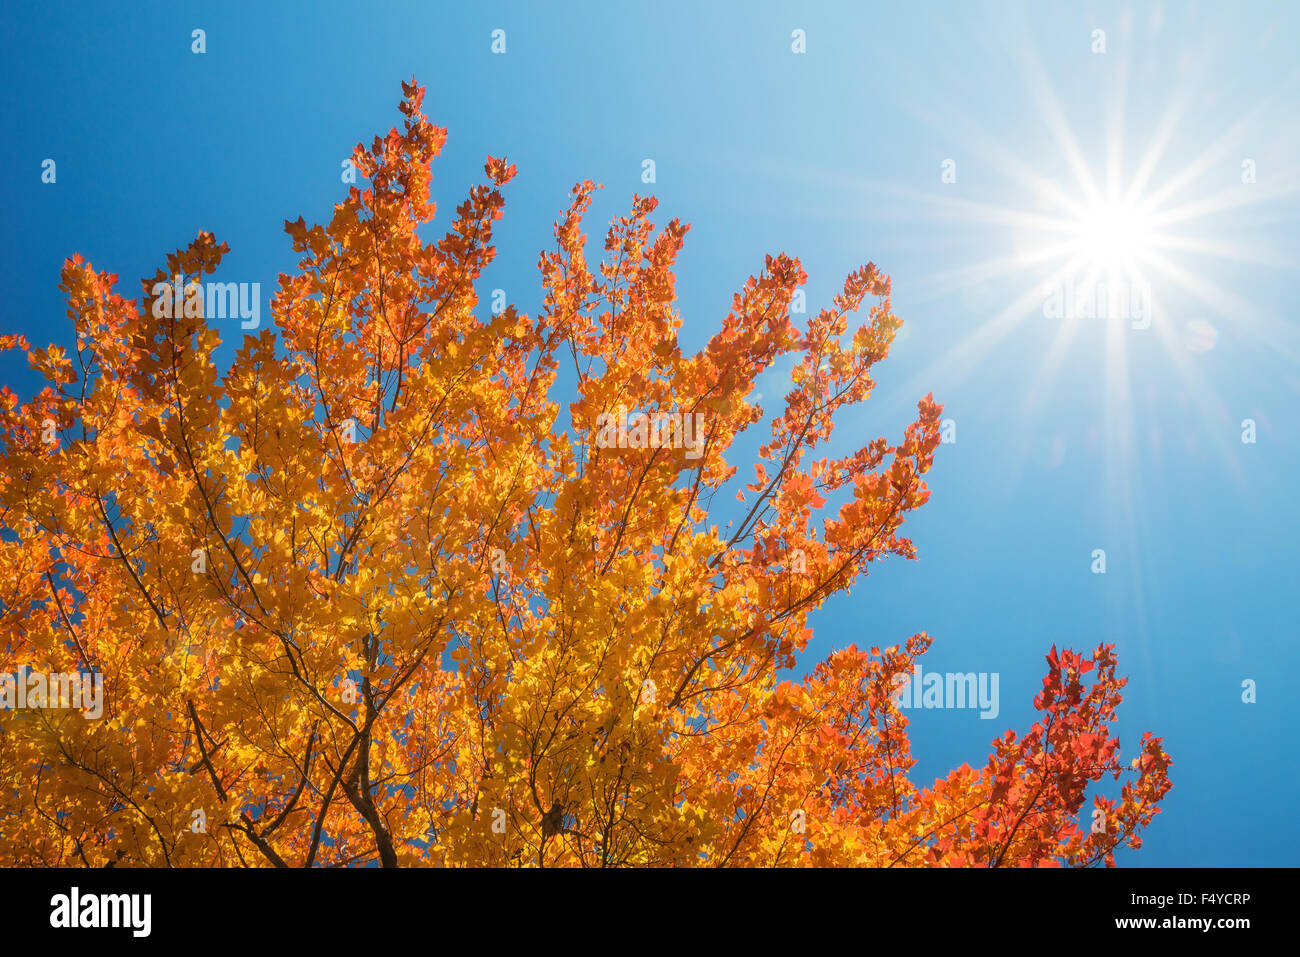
2, 1, 1297, 865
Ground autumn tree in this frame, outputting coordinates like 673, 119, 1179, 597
0, 80, 1170, 867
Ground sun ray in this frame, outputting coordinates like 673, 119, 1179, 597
1018, 42, 1104, 207
1141, 248, 1300, 364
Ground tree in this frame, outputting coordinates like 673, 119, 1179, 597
0, 80, 1170, 867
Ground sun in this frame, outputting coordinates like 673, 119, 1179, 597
828, 24, 1295, 557
1073, 197, 1154, 273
